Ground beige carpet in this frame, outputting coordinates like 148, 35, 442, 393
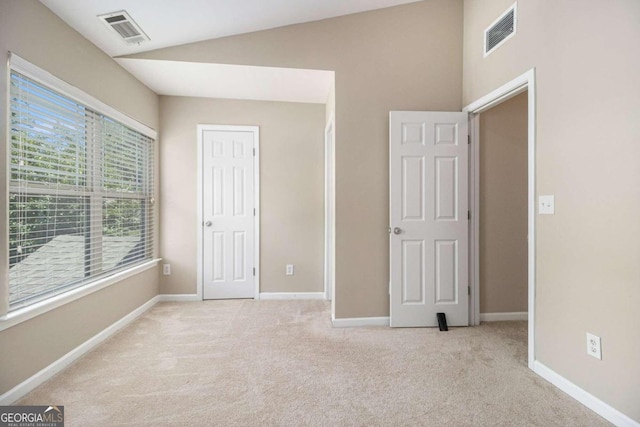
18, 300, 610, 426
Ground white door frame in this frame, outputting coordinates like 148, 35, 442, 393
196, 124, 260, 300
324, 114, 335, 309
463, 68, 536, 369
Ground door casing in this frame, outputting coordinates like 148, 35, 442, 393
324, 114, 335, 310
196, 124, 260, 300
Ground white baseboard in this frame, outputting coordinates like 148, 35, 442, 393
259, 292, 325, 300
332, 316, 390, 327
0, 295, 160, 405
157, 294, 201, 302
480, 312, 528, 322
533, 361, 639, 427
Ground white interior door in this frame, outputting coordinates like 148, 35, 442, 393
202, 128, 256, 299
389, 111, 469, 327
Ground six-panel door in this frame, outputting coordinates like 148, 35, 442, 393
202, 130, 255, 299
390, 111, 469, 327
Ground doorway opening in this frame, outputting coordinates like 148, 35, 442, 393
465, 69, 536, 369
476, 91, 528, 325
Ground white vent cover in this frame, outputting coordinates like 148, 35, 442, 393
484, 3, 517, 56
98, 10, 150, 45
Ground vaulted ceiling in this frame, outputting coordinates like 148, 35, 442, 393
39, 0, 422, 103
40, 0, 422, 57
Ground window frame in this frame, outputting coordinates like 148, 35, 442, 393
1, 53, 158, 326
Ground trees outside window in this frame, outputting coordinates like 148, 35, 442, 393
8, 71, 154, 309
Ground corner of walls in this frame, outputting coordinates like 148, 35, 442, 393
158, 96, 326, 297
125, 0, 465, 320
0, 0, 161, 396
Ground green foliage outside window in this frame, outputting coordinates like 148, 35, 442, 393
9, 70, 153, 308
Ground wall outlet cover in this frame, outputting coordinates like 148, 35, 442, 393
586, 332, 602, 360
286, 264, 294, 276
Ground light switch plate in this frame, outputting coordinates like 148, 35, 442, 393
539, 195, 555, 214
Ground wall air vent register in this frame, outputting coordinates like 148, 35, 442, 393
484, 3, 517, 56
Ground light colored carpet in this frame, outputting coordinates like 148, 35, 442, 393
18, 300, 610, 426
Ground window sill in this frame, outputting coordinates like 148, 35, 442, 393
0, 258, 161, 332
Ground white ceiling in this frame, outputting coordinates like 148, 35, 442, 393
39, 0, 422, 57
116, 58, 334, 104
40, 0, 421, 103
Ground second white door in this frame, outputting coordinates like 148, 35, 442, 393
201, 127, 256, 299
389, 111, 469, 327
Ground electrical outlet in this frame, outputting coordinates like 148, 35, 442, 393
163, 264, 171, 276
539, 195, 555, 214
286, 264, 294, 276
586, 333, 602, 360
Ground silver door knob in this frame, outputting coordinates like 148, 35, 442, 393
204, 221, 212, 227
393, 227, 402, 235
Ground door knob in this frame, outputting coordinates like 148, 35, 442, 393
393, 227, 402, 235
204, 221, 212, 227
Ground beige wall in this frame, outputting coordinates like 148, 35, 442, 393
465, 0, 640, 420
130, 0, 464, 317
0, 0, 636, 421
159, 97, 325, 294
479, 92, 528, 314
0, 268, 159, 393
0, 0, 160, 395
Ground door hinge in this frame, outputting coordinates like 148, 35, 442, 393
253, 148, 256, 156
468, 286, 471, 295
253, 268, 256, 276
468, 134, 471, 145
468, 210, 471, 220
254, 208, 256, 216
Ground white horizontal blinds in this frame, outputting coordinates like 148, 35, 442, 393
98, 114, 155, 271
8, 70, 154, 310
10, 72, 87, 188
9, 71, 90, 306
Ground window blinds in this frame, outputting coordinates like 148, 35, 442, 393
8, 70, 155, 309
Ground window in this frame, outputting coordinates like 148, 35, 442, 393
8, 62, 155, 311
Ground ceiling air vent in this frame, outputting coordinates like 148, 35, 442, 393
98, 10, 150, 45
484, 3, 516, 57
